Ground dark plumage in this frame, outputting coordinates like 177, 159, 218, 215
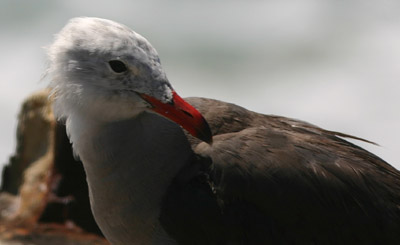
161, 98, 400, 244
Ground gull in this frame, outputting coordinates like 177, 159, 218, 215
47, 17, 400, 244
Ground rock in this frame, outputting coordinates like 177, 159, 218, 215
1, 90, 55, 230
0, 90, 106, 244
0, 223, 108, 245
0, 192, 18, 224
1, 90, 54, 195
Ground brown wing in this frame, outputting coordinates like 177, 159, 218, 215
161, 97, 400, 244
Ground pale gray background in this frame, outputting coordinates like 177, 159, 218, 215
1, 1, 399, 182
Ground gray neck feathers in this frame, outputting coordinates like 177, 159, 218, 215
68, 111, 192, 244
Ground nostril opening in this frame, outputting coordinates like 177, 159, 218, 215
181, 110, 194, 118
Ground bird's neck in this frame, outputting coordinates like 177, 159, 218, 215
67, 111, 192, 244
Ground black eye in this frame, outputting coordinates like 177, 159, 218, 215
109, 60, 128, 73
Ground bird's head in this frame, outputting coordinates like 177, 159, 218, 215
47, 17, 212, 143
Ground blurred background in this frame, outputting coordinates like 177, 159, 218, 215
0, 0, 399, 181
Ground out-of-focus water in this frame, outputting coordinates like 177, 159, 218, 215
0, 1, 399, 184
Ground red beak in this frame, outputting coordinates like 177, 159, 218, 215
140, 91, 213, 144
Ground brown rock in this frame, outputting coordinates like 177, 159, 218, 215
1, 90, 55, 230
0, 90, 106, 244
0, 223, 108, 245
1, 89, 54, 195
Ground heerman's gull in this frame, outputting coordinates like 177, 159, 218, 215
47, 17, 400, 244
